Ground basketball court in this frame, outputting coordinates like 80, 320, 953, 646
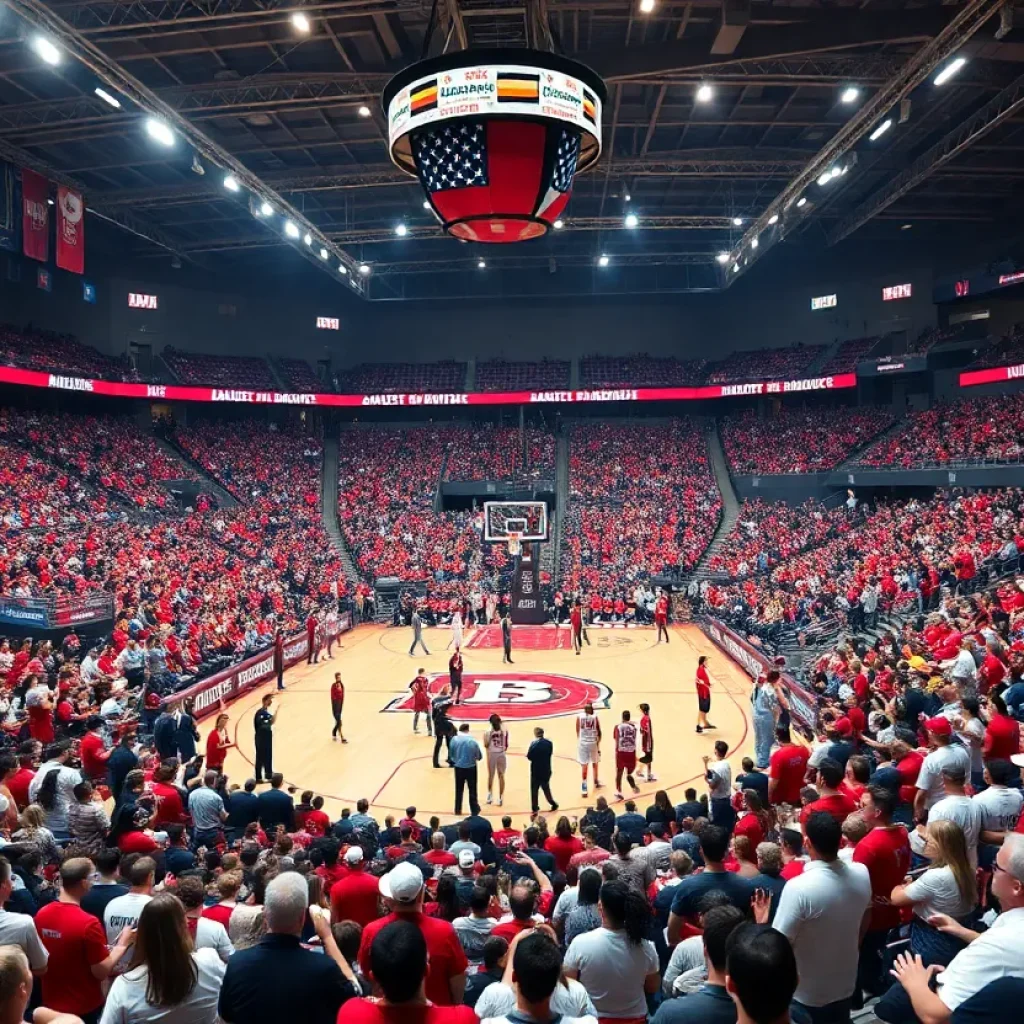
200, 621, 756, 827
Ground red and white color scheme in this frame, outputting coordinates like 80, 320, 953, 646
21, 169, 48, 263
382, 671, 611, 721
55, 186, 85, 274
316, 316, 339, 330
128, 292, 158, 310
882, 282, 912, 301
960, 363, 1024, 388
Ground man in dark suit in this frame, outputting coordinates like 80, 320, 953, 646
107, 731, 139, 803
527, 726, 557, 816
257, 772, 295, 833
225, 778, 261, 841
153, 708, 177, 761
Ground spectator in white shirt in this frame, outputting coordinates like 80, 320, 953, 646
975, 759, 1024, 868
704, 743, 735, 833
950, 640, 978, 692
763, 811, 871, 1024
914, 718, 972, 817
0, 857, 47, 974
28, 741, 82, 839
176, 876, 234, 963
879, 833, 1024, 1024
914, 764, 983, 871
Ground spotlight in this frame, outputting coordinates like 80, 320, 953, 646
260, 201, 273, 217
696, 83, 714, 103
751, 237, 759, 249
423, 200, 431, 210
303, 233, 312, 246
716, 252, 730, 264
319, 248, 329, 260
144, 118, 175, 147
768, 214, 779, 225
934, 57, 966, 86
285, 220, 300, 238
901, 223, 913, 231
869, 119, 892, 141
624, 212, 639, 229
817, 172, 832, 187
840, 87, 860, 104
732, 216, 743, 227
223, 174, 240, 192
478, 260, 486, 269
358, 106, 371, 118
291, 12, 311, 32
639, 0, 655, 12
598, 254, 610, 267
796, 197, 807, 207
553, 219, 564, 230
395, 224, 408, 237
30, 36, 60, 66
94, 87, 121, 109
624, 194, 631, 203
732, 263, 739, 273
338, 264, 348, 275
359, 264, 372, 275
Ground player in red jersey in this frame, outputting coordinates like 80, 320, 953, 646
576, 702, 602, 796
655, 591, 670, 643
695, 654, 714, 733
409, 668, 431, 735
570, 599, 584, 655
330, 672, 347, 743
638, 702, 656, 782
613, 710, 640, 800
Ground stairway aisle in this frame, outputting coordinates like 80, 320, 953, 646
322, 432, 361, 595
550, 430, 570, 589
154, 436, 239, 508
690, 422, 742, 577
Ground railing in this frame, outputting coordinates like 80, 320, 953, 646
0, 591, 114, 629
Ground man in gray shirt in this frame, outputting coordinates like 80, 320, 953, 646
450, 724, 482, 816
189, 771, 227, 846
409, 608, 430, 656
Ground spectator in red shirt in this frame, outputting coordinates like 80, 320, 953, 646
491, 855, 554, 945
779, 828, 807, 880
331, 848, 380, 927
800, 759, 858, 827
35, 857, 135, 1020
841, 756, 871, 806
423, 832, 458, 871
203, 871, 242, 930
340, 919, 475, 1024
149, 761, 185, 828
768, 727, 810, 806
544, 816, 583, 874
78, 717, 110, 782
357, 862, 468, 1006
984, 693, 1021, 760
8, 742, 38, 811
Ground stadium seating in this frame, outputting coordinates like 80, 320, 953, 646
475, 359, 570, 392
0, 323, 135, 380
720, 406, 895, 474
443, 427, 555, 482
967, 323, 1024, 369
704, 344, 823, 384
337, 361, 467, 394
579, 353, 706, 388
818, 336, 878, 375
274, 358, 324, 392
163, 348, 277, 389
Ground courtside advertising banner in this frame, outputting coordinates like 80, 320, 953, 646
959, 363, 1024, 388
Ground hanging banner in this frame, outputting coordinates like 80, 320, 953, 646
21, 170, 48, 263
0, 163, 17, 254
36, 268, 51, 292
56, 186, 84, 274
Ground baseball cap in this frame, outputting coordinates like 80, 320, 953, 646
344, 846, 364, 866
1010, 753, 1024, 769
379, 861, 424, 903
925, 716, 952, 737
833, 718, 853, 737
458, 849, 476, 868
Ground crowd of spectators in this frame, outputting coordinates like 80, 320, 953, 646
163, 348, 278, 390
475, 360, 570, 393
906, 323, 969, 356
967, 324, 1024, 369
561, 421, 721, 596
274, 359, 325, 393
721, 406, 895, 474
0, 324, 136, 381
819, 336, 878, 376
855, 394, 1024, 468
444, 428, 555, 483
337, 362, 467, 395
704, 345, 824, 385
580, 354, 707, 388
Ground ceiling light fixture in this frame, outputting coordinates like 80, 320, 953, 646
796, 197, 807, 207
30, 36, 60, 66
144, 118, 175, 147
751, 237, 759, 249
716, 252, 730, 264
285, 220, 300, 238
869, 118, 893, 141
624, 212, 639, 229
598, 254, 610, 267
768, 214, 779, 225
260, 201, 273, 217
817, 172, 832, 186
338, 264, 348, 274
422, 200, 431, 210
553, 219, 564, 229
358, 105, 371, 118
303, 233, 312, 246
291, 12, 311, 32
478, 260, 486, 269
696, 83, 714, 103
840, 87, 860, 104
94, 87, 121, 109
639, 0, 655, 13
395, 224, 408, 237
732, 216, 743, 226
934, 56, 966, 86
319, 248, 329, 260
223, 174, 239, 192
359, 264, 371, 275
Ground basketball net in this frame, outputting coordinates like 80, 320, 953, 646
507, 532, 522, 558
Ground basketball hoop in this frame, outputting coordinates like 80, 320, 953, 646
507, 532, 522, 558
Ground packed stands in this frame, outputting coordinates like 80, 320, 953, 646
704, 343, 823, 384
818, 335, 878, 375
721, 406, 895, 474
337, 360, 466, 394
475, 359, 570, 392
579, 353, 707, 387
0, 323, 135, 380
273, 357, 324, 392
443, 426, 555, 482
560, 421, 721, 595
904, 322, 969, 355
966, 323, 1024, 369
854, 393, 1024, 467
163, 347, 277, 389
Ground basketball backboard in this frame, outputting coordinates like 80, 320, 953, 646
483, 501, 548, 542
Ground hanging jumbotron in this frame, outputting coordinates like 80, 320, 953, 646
383, 48, 606, 243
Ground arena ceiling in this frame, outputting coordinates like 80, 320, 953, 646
1, 0, 1024, 300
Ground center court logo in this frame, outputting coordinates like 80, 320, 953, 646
382, 672, 612, 721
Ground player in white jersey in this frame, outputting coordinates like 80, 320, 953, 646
613, 709, 640, 800
575, 702, 602, 796
448, 607, 464, 651
484, 714, 509, 806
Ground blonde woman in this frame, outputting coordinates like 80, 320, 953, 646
890, 818, 977, 967
12, 804, 61, 864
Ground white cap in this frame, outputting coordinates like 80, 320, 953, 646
344, 846, 364, 865
379, 861, 424, 903
458, 849, 476, 868
1010, 754, 1024, 769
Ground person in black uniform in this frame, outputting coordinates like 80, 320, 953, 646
254, 693, 279, 783
431, 686, 454, 769
527, 726, 557, 816
501, 610, 513, 664
448, 648, 464, 705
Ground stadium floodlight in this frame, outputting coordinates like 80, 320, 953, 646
303, 233, 312, 246
553, 219, 564, 229
598, 254, 610, 267
284, 220, 300, 238
358, 106, 372, 118
696, 83, 714, 104
94, 87, 121, 109
319, 248, 329, 260
423, 200, 431, 210
796, 197, 807, 207
395, 224, 408, 237
359, 264, 372, 275
624, 212, 639, 229
31, 36, 60, 66
338, 264, 348, 275
751, 237, 759, 249
478, 260, 486, 269
260, 201, 273, 217
818, 172, 832, 186
223, 174, 240, 192
145, 118, 175, 147
639, 0, 655, 13
768, 214, 779, 225
291, 12, 311, 32
934, 57, 966, 86
732, 216, 743, 226
841, 87, 860, 104
869, 119, 892, 141
716, 252, 730, 264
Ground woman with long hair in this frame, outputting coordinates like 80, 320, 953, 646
563, 879, 659, 1023
890, 819, 978, 967
645, 790, 674, 829
564, 867, 603, 947
100, 892, 225, 1024
425, 872, 462, 922
205, 713, 233, 774
958, 695, 987, 791
734, 789, 774, 849
546, 815, 584, 874
12, 804, 61, 865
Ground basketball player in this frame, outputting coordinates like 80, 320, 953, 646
655, 590, 670, 643
330, 672, 347, 743
253, 693, 279, 784
570, 599, 584, 655
448, 646, 464, 705
501, 609, 513, 664
695, 654, 715, 733
447, 606, 464, 651
576, 702, 602, 796
409, 668, 431, 735
638, 702, 656, 782
484, 713, 508, 806
613, 709, 640, 800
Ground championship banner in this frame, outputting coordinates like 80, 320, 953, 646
511, 542, 546, 624
0, 162, 17, 254
20, 169, 48, 263
56, 185, 85, 274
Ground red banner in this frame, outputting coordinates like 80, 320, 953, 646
959, 364, 1024, 388
20, 170, 48, 263
55, 185, 85, 274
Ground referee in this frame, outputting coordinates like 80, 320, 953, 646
254, 693, 279, 783
501, 609, 513, 664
